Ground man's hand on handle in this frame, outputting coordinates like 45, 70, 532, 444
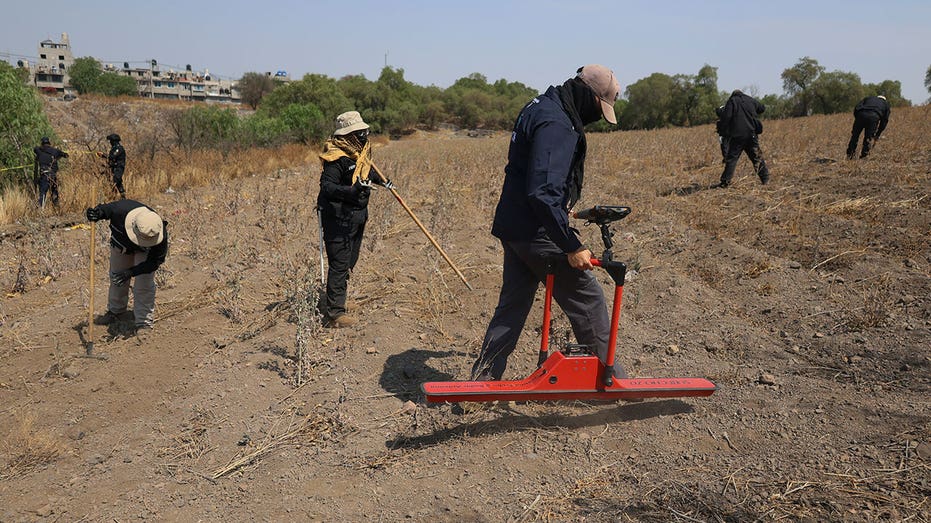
567, 247, 594, 271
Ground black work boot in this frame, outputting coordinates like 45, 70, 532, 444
93, 310, 121, 325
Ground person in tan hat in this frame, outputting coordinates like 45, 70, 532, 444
470, 64, 628, 381
316, 110, 392, 328
85, 199, 168, 334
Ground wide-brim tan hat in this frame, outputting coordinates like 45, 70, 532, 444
333, 110, 370, 136
125, 207, 164, 248
578, 64, 621, 125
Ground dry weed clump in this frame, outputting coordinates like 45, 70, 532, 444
211, 405, 342, 480
841, 275, 896, 332
156, 406, 220, 477
216, 276, 245, 323
0, 413, 67, 479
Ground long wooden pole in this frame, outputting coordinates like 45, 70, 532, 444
86, 181, 97, 355
370, 165, 472, 291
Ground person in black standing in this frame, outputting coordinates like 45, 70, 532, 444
316, 111, 391, 328
717, 89, 769, 188
33, 136, 68, 208
470, 64, 627, 381
846, 95, 890, 159
97, 133, 126, 198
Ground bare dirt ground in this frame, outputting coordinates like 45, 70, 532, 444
1, 100, 929, 522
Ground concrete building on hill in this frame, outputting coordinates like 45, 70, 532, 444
31, 33, 75, 93
17, 33, 263, 104
106, 61, 242, 103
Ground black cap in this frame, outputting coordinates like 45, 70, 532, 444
107, 133, 121, 142
41, 136, 50, 144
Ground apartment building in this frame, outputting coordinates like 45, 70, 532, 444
108, 62, 241, 103
32, 33, 75, 93
18, 33, 263, 104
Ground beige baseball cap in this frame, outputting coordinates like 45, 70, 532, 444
333, 111, 370, 136
125, 207, 164, 248
577, 64, 621, 124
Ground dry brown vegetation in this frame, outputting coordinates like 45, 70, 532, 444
0, 98, 928, 521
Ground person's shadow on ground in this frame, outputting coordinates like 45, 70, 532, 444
378, 347, 464, 402
72, 316, 136, 349
385, 399, 694, 449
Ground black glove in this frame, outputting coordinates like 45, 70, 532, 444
85, 207, 102, 221
110, 270, 132, 287
377, 178, 397, 190
352, 179, 371, 197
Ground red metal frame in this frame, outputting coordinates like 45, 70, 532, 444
422, 257, 717, 403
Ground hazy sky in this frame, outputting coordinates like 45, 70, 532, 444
2, 0, 929, 103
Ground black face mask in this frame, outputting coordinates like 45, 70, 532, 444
353, 130, 369, 148
573, 80, 603, 125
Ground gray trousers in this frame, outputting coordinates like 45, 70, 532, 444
107, 246, 156, 327
472, 235, 626, 380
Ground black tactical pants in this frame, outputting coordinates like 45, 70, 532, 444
847, 112, 880, 159
721, 134, 769, 186
36, 172, 59, 208
321, 215, 365, 320
111, 167, 126, 198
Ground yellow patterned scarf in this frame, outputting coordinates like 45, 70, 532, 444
319, 136, 373, 184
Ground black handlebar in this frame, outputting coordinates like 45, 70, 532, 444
573, 205, 631, 225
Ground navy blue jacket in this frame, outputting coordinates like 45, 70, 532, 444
490, 86, 584, 254
33, 145, 68, 176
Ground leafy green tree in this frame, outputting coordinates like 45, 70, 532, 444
925, 65, 931, 96
169, 105, 240, 153
68, 57, 103, 94
260, 74, 351, 122
238, 72, 276, 110
279, 103, 327, 144
864, 79, 911, 107
781, 56, 825, 116
0, 62, 56, 187
443, 73, 535, 130
666, 65, 721, 126
620, 73, 677, 130
240, 113, 288, 147
810, 71, 863, 114
68, 56, 135, 96
337, 74, 379, 115
95, 72, 136, 97
758, 94, 790, 119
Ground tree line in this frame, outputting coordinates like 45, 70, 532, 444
1, 56, 927, 175
237, 56, 917, 139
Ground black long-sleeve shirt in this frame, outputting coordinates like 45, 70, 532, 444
33, 145, 68, 177
108, 142, 126, 172
316, 156, 370, 224
721, 91, 765, 138
854, 96, 891, 137
96, 199, 168, 276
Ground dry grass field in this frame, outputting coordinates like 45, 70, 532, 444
0, 97, 928, 521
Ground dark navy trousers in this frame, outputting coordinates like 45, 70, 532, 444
472, 233, 626, 380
